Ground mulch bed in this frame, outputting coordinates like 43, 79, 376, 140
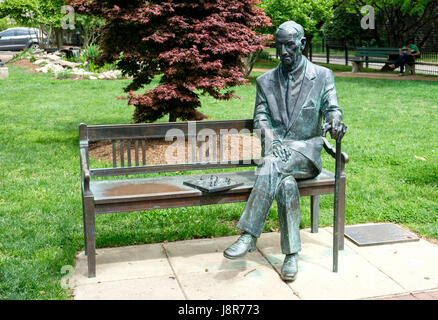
6, 58, 85, 79
6, 58, 40, 73
89, 134, 262, 166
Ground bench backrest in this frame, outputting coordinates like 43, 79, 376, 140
355, 47, 400, 58
80, 119, 261, 178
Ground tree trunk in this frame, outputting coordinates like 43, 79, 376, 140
169, 112, 177, 122
55, 28, 63, 49
303, 35, 313, 58
242, 49, 262, 77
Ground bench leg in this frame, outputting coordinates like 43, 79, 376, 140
84, 196, 96, 278
81, 191, 87, 256
404, 64, 415, 76
352, 61, 363, 73
408, 64, 415, 75
310, 195, 319, 233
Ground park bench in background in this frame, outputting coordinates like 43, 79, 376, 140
349, 47, 416, 75
79, 119, 348, 277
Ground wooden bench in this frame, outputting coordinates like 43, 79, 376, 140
79, 119, 349, 277
349, 47, 416, 75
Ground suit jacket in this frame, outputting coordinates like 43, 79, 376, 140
254, 57, 342, 172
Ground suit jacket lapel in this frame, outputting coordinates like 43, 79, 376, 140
286, 60, 317, 131
270, 66, 289, 126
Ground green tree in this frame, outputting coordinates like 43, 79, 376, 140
259, 0, 336, 54
0, 18, 9, 32
340, 0, 438, 47
323, 4, 371, 46
71, 0, 271, 123
74, 14, 104, 48
0, 0, 67, 48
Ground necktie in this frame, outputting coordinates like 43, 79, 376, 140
286, 73, 295, 121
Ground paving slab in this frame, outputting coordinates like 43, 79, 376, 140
73, 243, 173, 286
164, 236, 297, 300
331, 224, 438, 292
74, 275, 185, 300
72, 225, 438, 300
257, 229, 406, 300
371, 288, 438, 300
163, 235, 272, 274
176, 265, 298, 300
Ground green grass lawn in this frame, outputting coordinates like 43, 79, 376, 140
0, 65, 437, 299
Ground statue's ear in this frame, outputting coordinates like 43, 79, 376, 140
301, 37, 306, 51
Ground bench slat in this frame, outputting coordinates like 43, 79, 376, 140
94, 183, 337, 214
141, 139, 146, 165
127, 139, 131, 167
90, 160, 259, 177
120, 140, 124, 167
90, 169, 336, 207
86, 119, 254, 141
198, 139, 203, 163
112, 140, 117, 168
135, 139, 139, 166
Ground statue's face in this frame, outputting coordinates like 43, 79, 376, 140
276, 29, 305, 69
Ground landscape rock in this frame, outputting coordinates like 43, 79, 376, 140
0, 67, 8, 79
28, 50, 123, 79
36, 63, 65, 74
34, 59, 48, 65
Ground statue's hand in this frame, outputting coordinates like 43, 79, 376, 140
273, 143, 291, 162
329, 119, 347, 141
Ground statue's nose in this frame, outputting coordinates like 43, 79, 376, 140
281, 45, 287, 56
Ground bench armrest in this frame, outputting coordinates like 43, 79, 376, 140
322, 137, 349, 164
80, 147, 91, 193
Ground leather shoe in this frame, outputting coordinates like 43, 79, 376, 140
223, 233, 257, 259
281, 253, 298, 281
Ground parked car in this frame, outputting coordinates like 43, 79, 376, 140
0, 27, 44, 51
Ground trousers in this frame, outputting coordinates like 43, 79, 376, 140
394, 53, 415, 73
236, 150, 319, 254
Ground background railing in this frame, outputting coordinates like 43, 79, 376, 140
307, 41, 438, 76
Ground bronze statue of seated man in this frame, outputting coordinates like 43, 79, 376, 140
223, 21, 346, 281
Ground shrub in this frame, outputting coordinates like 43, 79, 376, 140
72, 0, 272, 122
8, 49, 34, 63
0, 18, 8, 32
80, 45, 101, 64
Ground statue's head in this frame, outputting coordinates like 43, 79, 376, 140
276, 21, 306, 69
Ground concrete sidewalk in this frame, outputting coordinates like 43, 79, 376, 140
0, 51, 14, 64
72, 225, 438, 300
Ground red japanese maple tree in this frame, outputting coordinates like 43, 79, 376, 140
71, 0, 271, 122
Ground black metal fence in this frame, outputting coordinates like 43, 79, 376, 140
309, 41, 438, 76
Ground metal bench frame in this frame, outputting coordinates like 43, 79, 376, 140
349, 47, 416, 75
79, 119, 349, 277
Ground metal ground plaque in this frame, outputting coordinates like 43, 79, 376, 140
345, 223, 419, 246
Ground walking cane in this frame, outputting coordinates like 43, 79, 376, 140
322, 120, 345, 272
